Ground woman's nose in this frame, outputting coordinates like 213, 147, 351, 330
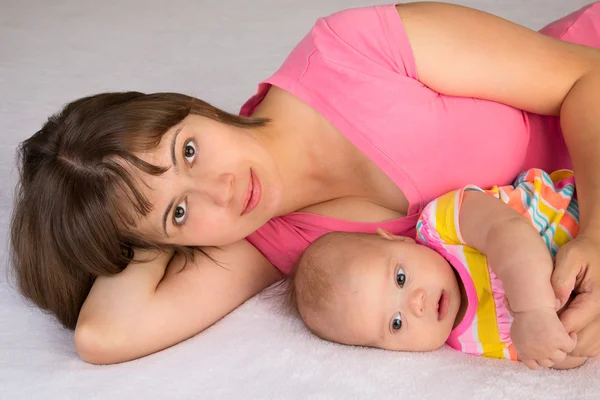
200, 173, 234, 207
408, 287, 425, 317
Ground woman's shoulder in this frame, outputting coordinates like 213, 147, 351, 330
260, 4, 417, 89
311, 4, 416, 77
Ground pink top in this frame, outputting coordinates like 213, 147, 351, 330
242, 3, 600, 275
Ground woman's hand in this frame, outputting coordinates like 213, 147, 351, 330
552, 235, 600, 358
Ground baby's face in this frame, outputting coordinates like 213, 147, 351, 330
313, 233, 461, 352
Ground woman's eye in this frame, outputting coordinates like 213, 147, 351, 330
391, 313, 403, 332
173, 200, 187, 225
183, 140, 197, 164
396, 267, 406, 288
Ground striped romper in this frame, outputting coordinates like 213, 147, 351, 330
416, 168, 579, 360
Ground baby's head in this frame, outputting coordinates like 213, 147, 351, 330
290, 230, 461, 352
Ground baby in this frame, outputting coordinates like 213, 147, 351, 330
288, 169, 587, 370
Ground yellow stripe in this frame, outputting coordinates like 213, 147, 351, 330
464, 250, 505, 357
435, 191, 461, 245
434, 190, 506, 358
553, 222, 571, 248
549, 169, 574, 182
537, 197, 556, 220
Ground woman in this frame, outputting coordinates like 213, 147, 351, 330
10, 2, 600, 364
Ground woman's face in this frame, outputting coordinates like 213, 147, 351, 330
128, 114, 283, 246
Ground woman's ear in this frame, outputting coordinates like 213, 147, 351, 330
376, 228, 415, 244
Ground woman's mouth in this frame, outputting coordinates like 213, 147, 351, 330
437, 290, 449, 321
241, 168, 261, 215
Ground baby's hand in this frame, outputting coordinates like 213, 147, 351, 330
511, 307, 577, 370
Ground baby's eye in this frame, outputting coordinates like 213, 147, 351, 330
396, 267, 406, 288
391, 313, 403, 332
183, 140, 197, 164
173, 200, 187, 226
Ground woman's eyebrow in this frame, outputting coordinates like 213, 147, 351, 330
170, 126, 184, 173
162, 199, 175, 238
162, 125, 184, 237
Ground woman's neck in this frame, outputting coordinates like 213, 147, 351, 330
251, 87, 368, 216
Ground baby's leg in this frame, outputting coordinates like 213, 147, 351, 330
551, 356, 587, 370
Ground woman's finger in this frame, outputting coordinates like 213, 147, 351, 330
558, 293, 599, 335
570, 319, 600, 358
552, 243, 582, 308
557, 330, 578, 354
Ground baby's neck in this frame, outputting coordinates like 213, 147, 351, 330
453, 269, 469, 329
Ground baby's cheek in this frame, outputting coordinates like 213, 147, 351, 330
419, 323, 450, 351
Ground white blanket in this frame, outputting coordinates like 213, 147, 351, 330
1, 1, 598, 399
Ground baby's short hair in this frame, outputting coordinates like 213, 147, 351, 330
285, 231, 375, 335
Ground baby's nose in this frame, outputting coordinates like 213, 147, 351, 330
408, 287, 425, 317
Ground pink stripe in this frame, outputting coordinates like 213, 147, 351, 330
488, 269, 512, 347
418, 194, 480, 346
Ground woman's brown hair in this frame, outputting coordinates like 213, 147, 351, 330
9, 91, 267, 329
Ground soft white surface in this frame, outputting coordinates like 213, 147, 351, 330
1, 1, 599, 399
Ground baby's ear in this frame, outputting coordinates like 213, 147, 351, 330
376, 228, 415, 244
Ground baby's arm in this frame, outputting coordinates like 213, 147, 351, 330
459, 190, 555, 313
458, 190, 576, 369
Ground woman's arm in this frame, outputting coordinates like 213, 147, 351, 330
396, 1, 600, 358
396, 2, 600, 115
75, 240, 281, 364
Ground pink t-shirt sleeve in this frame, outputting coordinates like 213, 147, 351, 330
314, 4, 418, 79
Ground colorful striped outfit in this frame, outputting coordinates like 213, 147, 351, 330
416, 169, 579, 360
